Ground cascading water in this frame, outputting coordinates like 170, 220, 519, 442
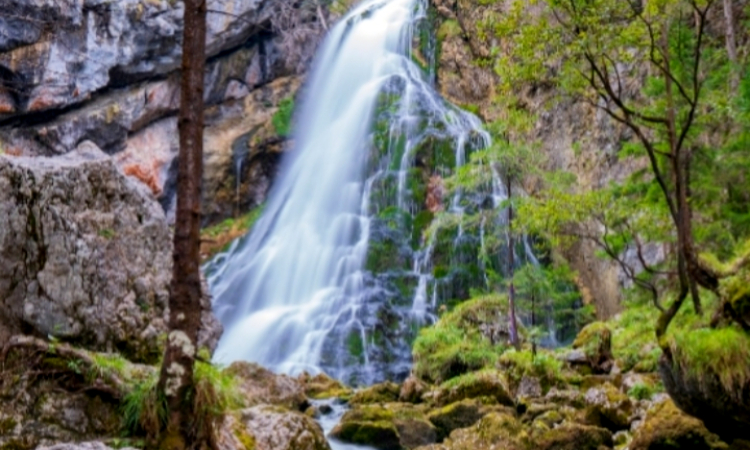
207, 0, 490, 384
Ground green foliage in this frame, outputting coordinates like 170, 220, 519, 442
669, 326, 750, 396
121, 360, 243, 439
627, 382, 660, 401
498, 348, 565, 391
272, 96, 295, 137
412, 294, 509, 383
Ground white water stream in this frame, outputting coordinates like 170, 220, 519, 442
207, 0, 488, 382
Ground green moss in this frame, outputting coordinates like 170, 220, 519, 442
436, 19, 462, 42
0, 417, 17, 434
412, 294, 510, 383
498, 349, 564, 392
272, 96, 295, 137
627, 382, 658, 401
349, 382, 401, 405
630, 400, 727, 450
573, 322, 610, 357
669, 326, 750, 395
534, 422, 613, 450
234, 420, 256, 450
436, 369, 513, 406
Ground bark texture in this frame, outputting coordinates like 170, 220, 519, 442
156, 0, 207, 448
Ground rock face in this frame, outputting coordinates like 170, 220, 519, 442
0, 149, 220, 361
0, 0, 327, 225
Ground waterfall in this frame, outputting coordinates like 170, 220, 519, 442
207, 0, 489, 384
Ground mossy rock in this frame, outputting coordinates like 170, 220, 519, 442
572, 322, 614, 374
350, 381, 401, 405
412, 295, 509, 383
298, 372, 352, 400
582, 383, 633, 432
399, 374, 429, 404
427, 399, 486, 440
533, 422, 613, 450
433, 370, 513, 407
424, 411, 529, 450
629, 400, 728, 450
330, 420, 402, 450
331, 403, 436, 450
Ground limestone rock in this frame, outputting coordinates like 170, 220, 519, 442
415, 411, 527, 450
572, 322, 614, 374
0, 150, 220, 360
298, 372, 353, 400
427, 399, 487, 441
218, 405, 331, 450
533, 422, 613, 450
226, 361, 307, 411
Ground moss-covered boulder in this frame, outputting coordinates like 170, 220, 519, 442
660, 327, 750, 443
218, 405, 331, 450
226, 362, 307, 410
415, 411, 529, 450
330, 403, 437, 450
498, 349, 565, 398
532, 422, 613, 450
582, 382, 634, 432
431, 369, 513, 407
350, 381, 401, 405
412, 295, 510, 383
298, 372, 352, 400
572, 322, 614, 374
629, 400, 728, 450
427, 399, 487, 440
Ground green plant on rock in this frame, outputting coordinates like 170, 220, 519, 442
272, 96, 295, 137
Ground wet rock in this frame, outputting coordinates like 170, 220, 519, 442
218, 405, 331, 450
0, 149, 219, 360
629, 399, 728, 450
226, 361, 307, 411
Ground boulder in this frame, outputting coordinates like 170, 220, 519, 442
330, 403, 437, 450
414, 411, 528, 450
217, 405, 331, 450
400, 374, 429, 403
660, 343, 750, 443
582, 382, 634, 432
0, 150, 221, 361
427, 399, 489, 441
225, 361, 307, 411
350, 381, 401, 405
298, 372, 353, 400
533, 422, 613, 450
629, 399, 728, 450
432, 370, 513, 407
571, 322, 614, 374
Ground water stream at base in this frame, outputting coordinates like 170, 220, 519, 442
206, 0, 490, 385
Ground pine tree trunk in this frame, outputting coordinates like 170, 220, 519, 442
157, 0, 207, 448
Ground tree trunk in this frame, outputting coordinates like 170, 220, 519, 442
507, 179, 520, 349
157, 0, 207, 448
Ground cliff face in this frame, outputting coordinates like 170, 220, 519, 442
0, 0, 327, 225
430, 0, 650, 318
